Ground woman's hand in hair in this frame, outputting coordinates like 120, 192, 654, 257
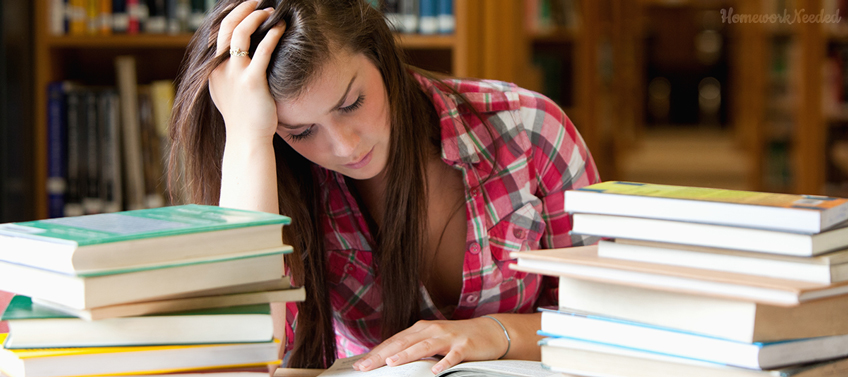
352, 316, 516, 374
209, 0, 285, 143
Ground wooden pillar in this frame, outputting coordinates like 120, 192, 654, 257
795, 0, 826, 194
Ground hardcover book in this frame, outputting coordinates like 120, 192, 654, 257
0, 204, 291, 275
2, 296, 274, 349
564, 181, 848, 233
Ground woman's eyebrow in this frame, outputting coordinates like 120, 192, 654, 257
329, 74, 357, 112
278, 74, 358, 130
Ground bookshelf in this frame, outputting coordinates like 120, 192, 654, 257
30, 0, 532, 220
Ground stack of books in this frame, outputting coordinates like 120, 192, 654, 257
0, 204, 305, 377
511, 181, 848, 376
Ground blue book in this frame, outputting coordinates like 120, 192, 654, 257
418, 0, 437, 34
539, 308, 848, 370
437, 0, 453, 34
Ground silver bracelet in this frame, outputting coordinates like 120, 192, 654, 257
482, 315, 511, 359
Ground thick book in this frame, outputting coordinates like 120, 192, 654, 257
35, 278, 302, 320
510, 246, 848, 306
571, 213, 848, 256
564, 181, 848, 233
0, 251, 286, 310
318, 355, 556, 377
0, 204, 290, 275
556, 277, 848, 343
2, 296, 274, 348
599, 239, 848, 284
0, 334, 280, 377
541, 337, 848, 377
539, 308, 848, 370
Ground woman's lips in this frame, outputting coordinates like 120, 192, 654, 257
345, 147, 374, 169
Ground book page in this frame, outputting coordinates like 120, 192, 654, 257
319, 355, 435, 377
438, 360, 558, 377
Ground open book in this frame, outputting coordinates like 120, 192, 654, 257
318, 355, 558, 377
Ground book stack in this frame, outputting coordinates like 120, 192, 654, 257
511, 181, 848, 376
0, 204, 306, 377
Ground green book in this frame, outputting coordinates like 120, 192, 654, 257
0, 204, 291, 275
2, 295, 275, 349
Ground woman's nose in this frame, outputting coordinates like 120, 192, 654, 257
328, 124, 359, 158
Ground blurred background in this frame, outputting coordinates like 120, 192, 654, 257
1, 0, 847, 223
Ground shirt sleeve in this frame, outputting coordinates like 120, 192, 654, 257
285, 301, 297, 354
519, 90, 601, 306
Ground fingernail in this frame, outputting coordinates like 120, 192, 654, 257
264, 7, 273, 11
388, 355, 399, 363
432, 365, 443, 374
359, 359, 372, 369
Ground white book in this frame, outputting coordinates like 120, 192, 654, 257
572, 213, 848, 257
598, 239, 848, 284
540, 308, 848, 370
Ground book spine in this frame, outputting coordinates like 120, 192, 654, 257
127, 0, 141, 34
437, 0, 453, 34
46, 82, 68, 219
112, 0, 129, 34
49, 0, 67, 35
68, 0, 87, 35
64, 89, 85, 217
188, 0, 205, 31
418, 0, 437, 34
383, 0, 403, 32
98, 0, 112, 35
138, 88, 165, 209
115, 56, 147, 210
399, 0, 418, 34
145, 0, 167, 33
86, 0, 99, 34
83, 90, 103, 215
99, 91, 123, 213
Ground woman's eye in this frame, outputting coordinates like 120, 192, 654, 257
287, 125, 315, 142
340, 95, 365, 113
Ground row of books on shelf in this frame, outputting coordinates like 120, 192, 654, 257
513, 181, 848, 376
380, 0, 454, 35
50, 0, 458, 37
0, 204, 303, 377
47, 56, 174, 218
50, 0, 215, 36
523, 0, 580, 35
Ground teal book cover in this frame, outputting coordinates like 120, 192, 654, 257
0, 205, 291, 246
1, 295, 271, 321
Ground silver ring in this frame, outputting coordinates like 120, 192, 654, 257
229, 48, 249, 57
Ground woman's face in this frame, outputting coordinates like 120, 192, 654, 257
275, 51, 391, 182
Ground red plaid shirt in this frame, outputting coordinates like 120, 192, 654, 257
286, 74, 600, 358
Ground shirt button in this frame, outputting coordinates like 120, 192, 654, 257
470, 189, 480, 197
466, 294, 478, 303
468, 242, 481, 254
513, 228, 526, 239
344, 264, 355, 273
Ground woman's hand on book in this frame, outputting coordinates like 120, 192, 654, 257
352, 317, 509, 374
209, 0, 284, 144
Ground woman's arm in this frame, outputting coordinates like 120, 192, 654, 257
207, 0, 287, 361
210, 0, 284, 214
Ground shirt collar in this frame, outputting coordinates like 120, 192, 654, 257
413, 73, 521, 166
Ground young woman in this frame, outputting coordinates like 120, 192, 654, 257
169, 0, 600, 372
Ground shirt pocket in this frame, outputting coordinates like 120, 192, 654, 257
487, 202, 546, 262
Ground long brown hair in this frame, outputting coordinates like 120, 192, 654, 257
169, 0, 441, 368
